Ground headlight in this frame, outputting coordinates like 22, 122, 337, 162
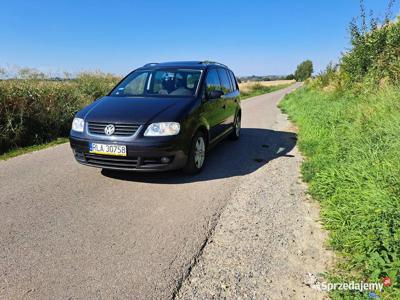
72, 117, 84, 132
144, 122, 180, 136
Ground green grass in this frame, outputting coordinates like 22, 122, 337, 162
0, 137, 68, 161
240, 83, 292, 100
280, 86, 400, 299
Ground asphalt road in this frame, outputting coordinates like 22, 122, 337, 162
0, 83, 300, 300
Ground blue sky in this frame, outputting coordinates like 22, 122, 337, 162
0, 0, 398, 76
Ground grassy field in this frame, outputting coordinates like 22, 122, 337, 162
239, 80, 293, 99
238, 79, 294, 92
280, 86, 400, 299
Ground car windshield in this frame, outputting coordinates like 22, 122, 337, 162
110, 69, 202, 97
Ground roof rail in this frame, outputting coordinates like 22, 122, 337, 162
142, 63, 159, 67
200, 61, 228, 68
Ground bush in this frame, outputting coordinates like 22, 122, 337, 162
75, 71, 120, 100
342, 19, 400, 85
0, 73, 120, 154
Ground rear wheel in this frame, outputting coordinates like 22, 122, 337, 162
230, 113, 241, 140
183, 131, 206, 174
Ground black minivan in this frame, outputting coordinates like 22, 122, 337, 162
69, 61, 241, 174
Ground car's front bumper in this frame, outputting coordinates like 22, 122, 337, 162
69, 136, 188, 172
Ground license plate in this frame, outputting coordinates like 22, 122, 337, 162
89, 143, 127, 156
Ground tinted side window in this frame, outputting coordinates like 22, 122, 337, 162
217, 68, 232, 94
228, 70, 238, 91
205, 69, 221, 93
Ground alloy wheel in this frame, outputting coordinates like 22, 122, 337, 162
235, 115, 241, 137
194, 136, 205, 169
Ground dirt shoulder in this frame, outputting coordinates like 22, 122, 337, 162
176, 91, 332, 300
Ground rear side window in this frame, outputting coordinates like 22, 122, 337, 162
217, 68, 232, 94
228, 70, 238, 91
205, 69, 221, 93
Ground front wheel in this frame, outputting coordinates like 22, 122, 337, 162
183, 131, 206, 174
230, 113, 241, 140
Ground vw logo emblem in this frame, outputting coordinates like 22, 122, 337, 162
104, 124, 115, 136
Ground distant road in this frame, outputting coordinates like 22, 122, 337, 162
0, 84, 300, 299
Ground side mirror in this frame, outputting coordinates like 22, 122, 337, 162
207, 90, 224, 100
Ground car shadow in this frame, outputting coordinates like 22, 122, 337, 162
101, 128, 297, 184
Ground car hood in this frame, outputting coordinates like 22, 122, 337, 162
82, 96, 192, 124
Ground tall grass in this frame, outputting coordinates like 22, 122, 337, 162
0, 74, 119, 154
280, 3, 400, 298
281, 86, 400, 299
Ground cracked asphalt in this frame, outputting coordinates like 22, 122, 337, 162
0, 83, 318, 300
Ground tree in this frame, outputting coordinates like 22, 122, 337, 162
18, 67, 46, 80
0, 67, 5, 79
286, 74, 295, 80
294, 60, 313, 81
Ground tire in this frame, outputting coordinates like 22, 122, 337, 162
230, 113, 241, 140
183, 131, 207, 174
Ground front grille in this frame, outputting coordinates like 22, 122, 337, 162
85, 153, 139, 168
82, 153, 173, 169
88, 122, 141, 136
